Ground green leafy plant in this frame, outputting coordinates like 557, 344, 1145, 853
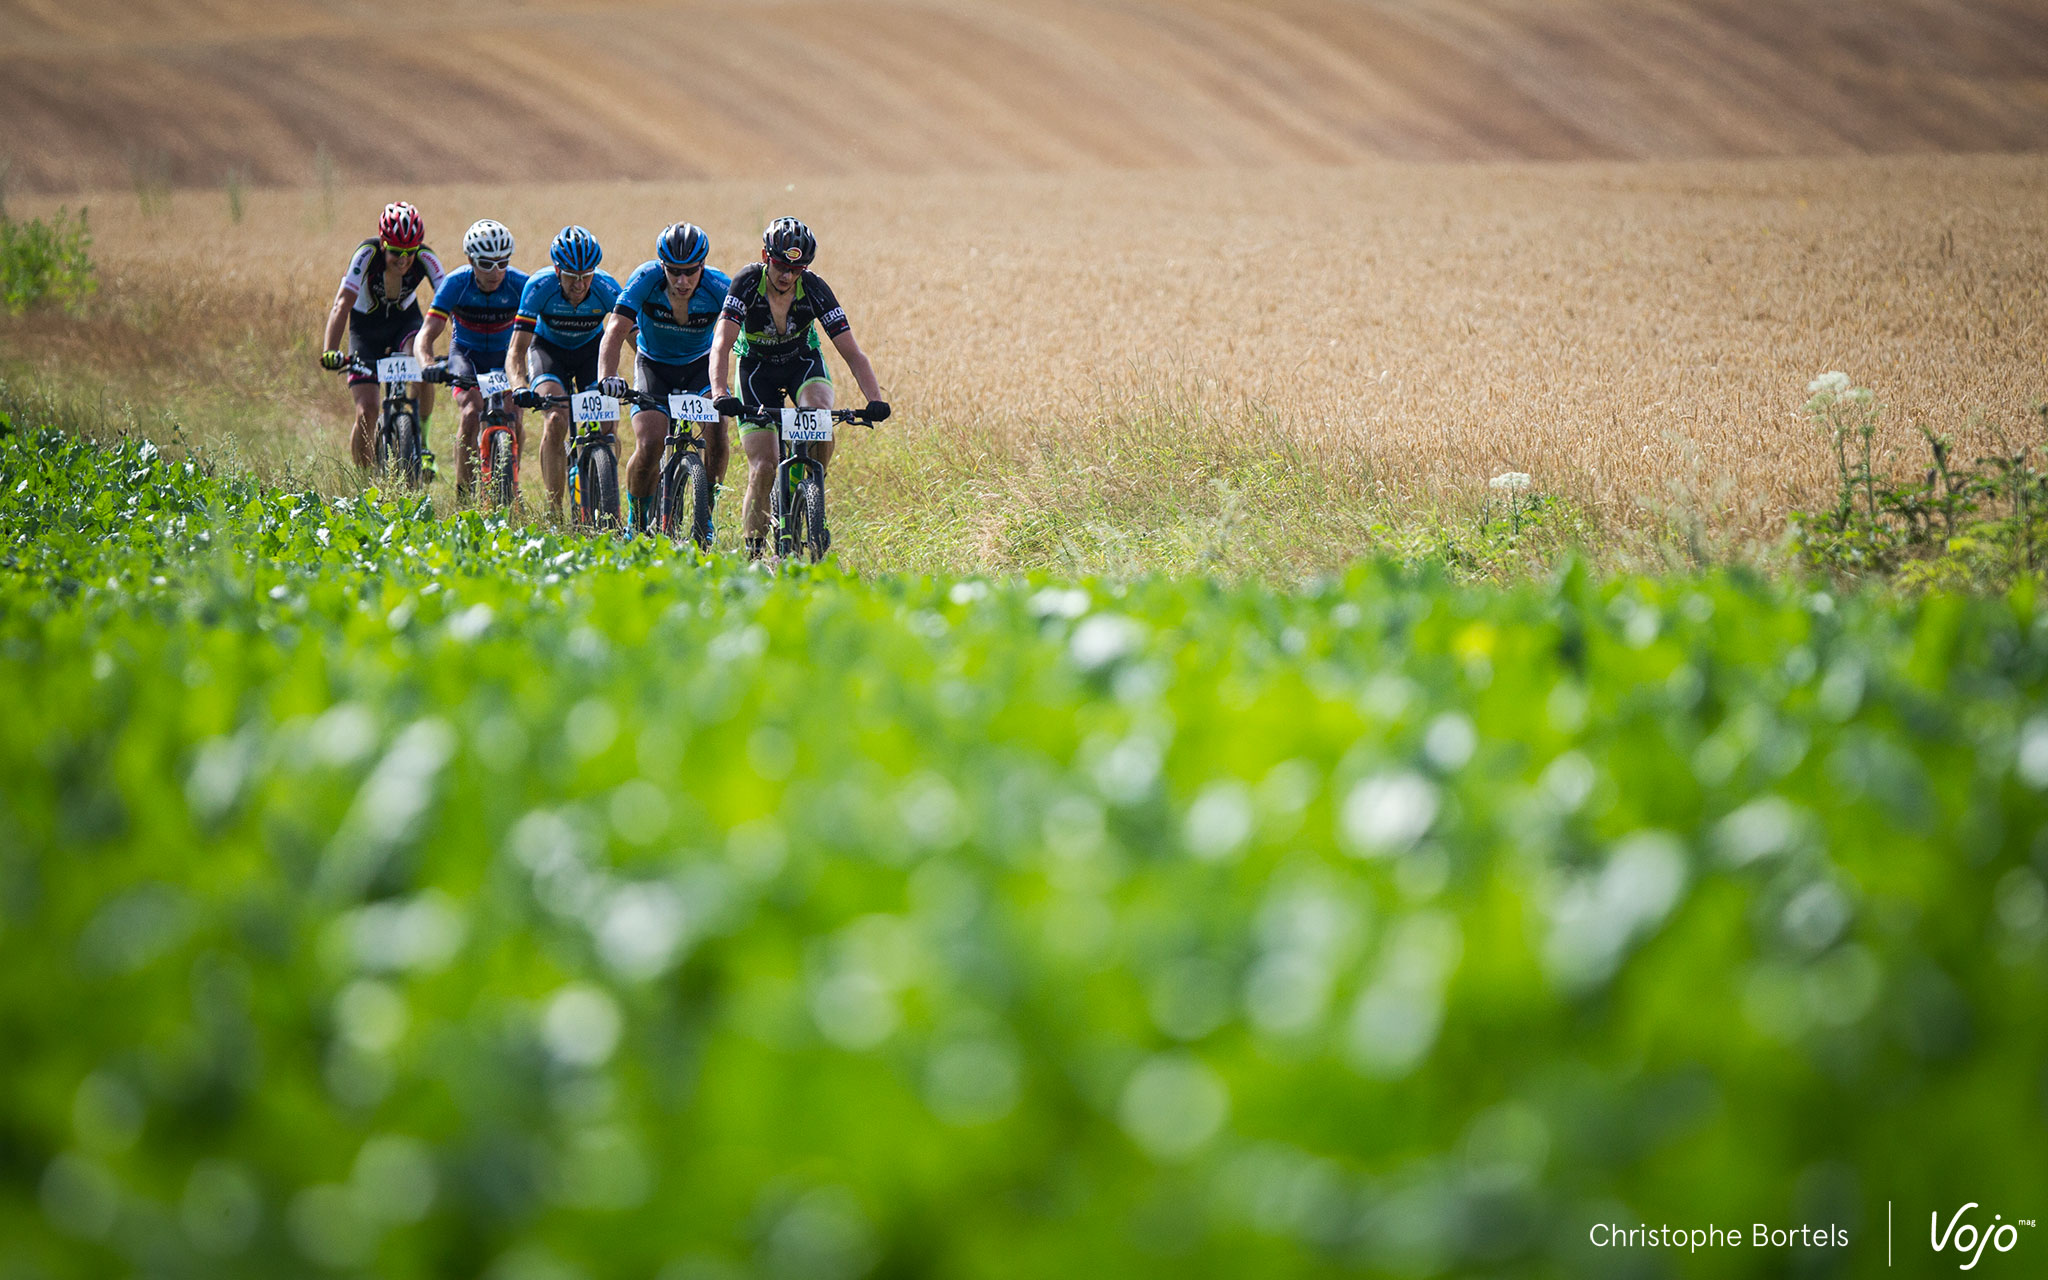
2, 425, 2044, 1279
1792, 375, 2048, 589
0, 208, 97, 315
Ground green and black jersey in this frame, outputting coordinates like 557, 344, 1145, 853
719, 264, 851, 361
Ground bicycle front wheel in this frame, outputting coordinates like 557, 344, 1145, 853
489, 431, 516, 510
585, 445, 620, 532
797, 473, 827, 562
682, 452, 713, 549
392, 411, 422, 489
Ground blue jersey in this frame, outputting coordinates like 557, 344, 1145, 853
614, 261, 732, 365
514, 267, 622, 349
429, 265, 530, 356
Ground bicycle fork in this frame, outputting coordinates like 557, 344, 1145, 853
567, 425, 616, 525
479, 415, 518, 500
772, 446, 822, 548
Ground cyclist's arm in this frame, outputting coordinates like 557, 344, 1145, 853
414, 311, 450, 365
322, 286, 357, 355
597, 311, 635, 382
506, 328, 534, 392
828, 328, 883, 404
709, 316, 740, 399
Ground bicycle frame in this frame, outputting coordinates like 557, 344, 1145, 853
444, 369, 521, 506
351, 355, 427, 487
774, 441, 824, 521
565, 406, 619, 530
568, 425, 614, 502
623, 390, 715, 536
734, 404, 874, 558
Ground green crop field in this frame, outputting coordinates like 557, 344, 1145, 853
4, 420, 2046, 1279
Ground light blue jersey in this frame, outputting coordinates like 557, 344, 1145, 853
514, 267, 622, 349
613, 262, 732, 365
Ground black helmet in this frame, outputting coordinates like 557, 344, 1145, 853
762, 217, 816, 268
656, 222, 709, 268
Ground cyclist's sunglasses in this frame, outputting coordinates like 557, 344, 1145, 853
474, 256, 511, 271
559, 269, 596, 284
662, 261, 702, 276
382, 242, 420, 256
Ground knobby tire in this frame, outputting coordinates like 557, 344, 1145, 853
681, 452, 713, 549
589, 445, 620, 532
489, 432, 516, 510
392, 412, 422, 490
797, 474, 827, 562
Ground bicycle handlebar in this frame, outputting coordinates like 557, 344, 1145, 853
731, 406, 878, 427
612, 388, 874, 427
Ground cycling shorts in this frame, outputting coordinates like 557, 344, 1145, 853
447, 344, 505, 393
736, 350, 832, 434
634, 352, 710, 409
528, 334, 600, 395
345, 303, 423, 387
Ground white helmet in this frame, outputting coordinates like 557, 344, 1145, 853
463, 219, 515, 262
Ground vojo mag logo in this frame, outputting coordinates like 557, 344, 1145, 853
1929, 1204, 2036, 1270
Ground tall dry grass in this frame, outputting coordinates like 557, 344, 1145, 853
5, 151, 2047, 575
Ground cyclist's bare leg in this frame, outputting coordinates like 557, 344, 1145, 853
456, 387, 483, 495
348, 382, 379, 469
627, 409, 666, 501
741, 428, 777, 540
536, 382, 569, 515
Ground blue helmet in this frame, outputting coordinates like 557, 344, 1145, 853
656, 222, 709, 268
551, 225, 602, 273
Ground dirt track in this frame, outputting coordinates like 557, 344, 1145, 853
6, 0, 2048, 194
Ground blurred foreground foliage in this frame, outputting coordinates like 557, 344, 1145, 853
1, 425, 2045, 1280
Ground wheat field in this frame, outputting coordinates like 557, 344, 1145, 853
4, 0, 2048, 574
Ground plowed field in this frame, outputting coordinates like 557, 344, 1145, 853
4, 0, 2047, 194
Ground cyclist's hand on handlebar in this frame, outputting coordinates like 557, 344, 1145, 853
863, 400, 891, 423
713, 395, 744, 418
513, 387, 541, 409
420, 361, 451, 385
319, 349, 346, 372
597, 376, 631, 400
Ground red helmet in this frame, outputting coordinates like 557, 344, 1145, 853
378, 202, 425, 249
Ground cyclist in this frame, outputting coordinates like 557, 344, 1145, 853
318, 202, 445, 472
414, 219, 529, 500
507, 226, 622, 517
708, 216, 890, 559
595, 223, 732, 536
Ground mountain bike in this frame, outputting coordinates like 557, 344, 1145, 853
346, 354, 433, 488
440, 366, 520, 510
563, 389, 623, 532
733, 406, 876, 562
623, 390, 717, 549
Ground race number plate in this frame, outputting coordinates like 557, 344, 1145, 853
478, 370, 511, 397
377, 354, 421, 384
668, 394, 719, 423
572, 391, 619, 423
780, 409, 834, 443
